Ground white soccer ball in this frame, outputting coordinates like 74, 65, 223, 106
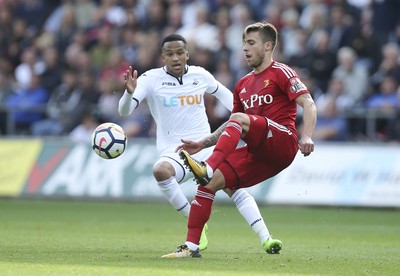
92, 122, 127, 159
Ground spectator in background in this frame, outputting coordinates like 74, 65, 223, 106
69, 109, 100, 142
118, 27, 138, 65
311, 95, 348, 142
325, 5, 353, 52
141, 0, 167, 32
307, 30, 337, 91
371, 42, 400, 89
299, 0, 328, 33
177, 1, 220, 52
370, 0, 400, 50
287, 28, 312, 70
5, 74, 48, 134
74, 0, 97, 30
321, 77, 355, 113
89, 23, 115, 73
0, 69, 16, 135
0, 3, 14, 55
386, 86, 400, 142
55, 3, 79, 53
14, 46, 45, 90
39, 46, 63, 95
348, 14, 381, 72
332, 46, 369, 106
31, 69, 79, 136
12, 0, 51, 36
365, 76, 399, 141
367, 76, 399, 110
280, 8, 301, 60
164, 2, 183, 35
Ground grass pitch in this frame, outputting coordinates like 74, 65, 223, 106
0, 199, 399, 275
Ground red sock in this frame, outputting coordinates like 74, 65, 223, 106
206, 120, 242, 170
186, 186, 215, 244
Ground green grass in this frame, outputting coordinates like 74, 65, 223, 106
0, 199, 399, 275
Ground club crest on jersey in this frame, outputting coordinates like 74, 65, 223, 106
289, 77, 307, 93
192, 79, 199, 86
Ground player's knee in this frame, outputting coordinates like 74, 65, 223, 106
153, 161, 175, 181
229, 112, 246, 123
229, 113, 250, 130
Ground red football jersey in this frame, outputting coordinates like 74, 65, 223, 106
233, 61, 309, 132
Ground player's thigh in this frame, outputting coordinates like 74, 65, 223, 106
242, 115, 268, 153
219, 147, 282, 189
221, 135, 297, 189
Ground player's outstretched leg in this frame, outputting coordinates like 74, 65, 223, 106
263, 237, 283, 254
199, 223, 208, 251
179, 150, 210, 186
161, 244, 202, 258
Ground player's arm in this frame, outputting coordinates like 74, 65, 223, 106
177, 121, 228, 154
118, 66, 139, 116
295, 93, 317, 156
210, 81, 233, 112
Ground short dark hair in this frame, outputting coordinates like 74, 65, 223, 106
243, 22, 278, 49
161, 34, 187, 49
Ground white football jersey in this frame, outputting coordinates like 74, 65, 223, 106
119, 65, 233, 155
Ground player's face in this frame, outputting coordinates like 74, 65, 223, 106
162, 41, 189, 77
242, 31, 267, 69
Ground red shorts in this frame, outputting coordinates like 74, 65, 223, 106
219, 115, 298, 189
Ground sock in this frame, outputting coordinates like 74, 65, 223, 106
186, 186, 215, 245
185, 241, 199, 251
231, 189, 270, 245
206, 120, 242, 171
157, 176, 190, 218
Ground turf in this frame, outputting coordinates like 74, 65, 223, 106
0, 199, 399, 275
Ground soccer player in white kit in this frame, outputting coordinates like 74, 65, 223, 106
118, 34, 272, 253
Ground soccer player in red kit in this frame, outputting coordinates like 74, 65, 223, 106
162, 22, 317, 258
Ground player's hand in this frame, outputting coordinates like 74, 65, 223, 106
124, 66, 138, 94
176, 139, 203, 154
298, 136, 314, 157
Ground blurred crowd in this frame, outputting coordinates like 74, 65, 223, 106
0, 0, 400, 142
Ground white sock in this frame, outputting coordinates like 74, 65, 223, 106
185, 241, 199, 251
157, 176, 190, 218
231, 189, 270, 245
205, 162, 213, 178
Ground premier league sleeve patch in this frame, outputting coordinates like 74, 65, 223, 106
289, 77, 307, 93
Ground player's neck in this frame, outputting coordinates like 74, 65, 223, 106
253, 57, 273, 74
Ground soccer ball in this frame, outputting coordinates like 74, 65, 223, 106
92, 122, 127, 159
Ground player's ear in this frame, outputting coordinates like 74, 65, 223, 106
265, 41, 271, 51
186, 51, 189, 60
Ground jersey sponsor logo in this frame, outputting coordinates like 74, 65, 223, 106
162, 94, 203, 107
241, 94, 273, 110
289, 77, 307, 93
162, 81, 177, 86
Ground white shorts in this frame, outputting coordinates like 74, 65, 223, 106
153, 147, 214, 184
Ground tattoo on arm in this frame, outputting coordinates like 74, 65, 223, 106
201, 122, 228, 148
